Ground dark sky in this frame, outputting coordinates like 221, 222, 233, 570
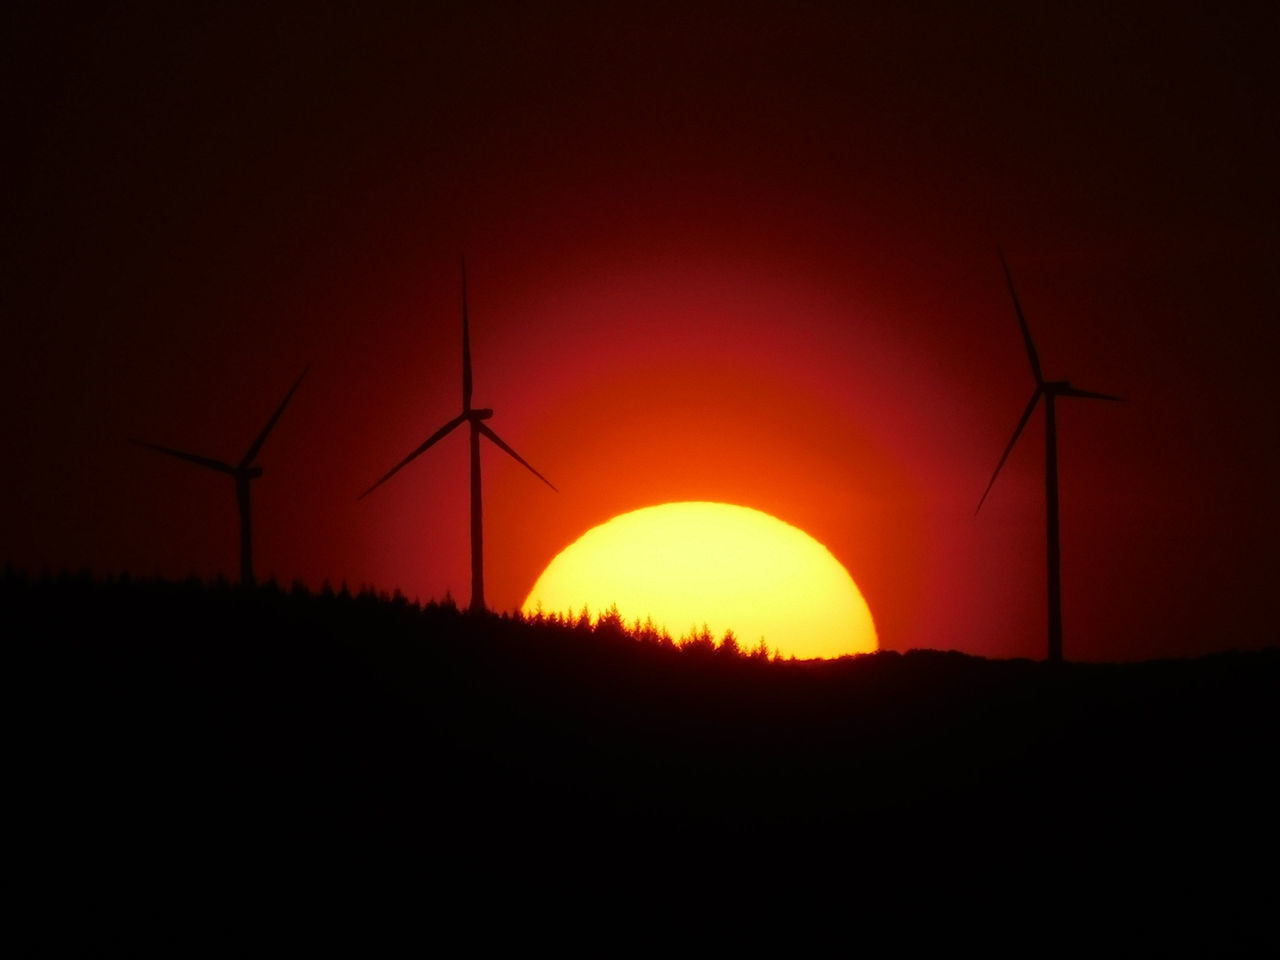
4, 1, 1277, 660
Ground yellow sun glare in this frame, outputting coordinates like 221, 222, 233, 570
522, 502, 877, 659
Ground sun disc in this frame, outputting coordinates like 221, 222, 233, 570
523, 502, 877, 659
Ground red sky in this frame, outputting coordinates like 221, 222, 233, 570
4, 1, 1277, 660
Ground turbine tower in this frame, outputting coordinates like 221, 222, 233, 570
976, 252, 1122, 663
360, 259, 556, 613
132, 365, 309, 586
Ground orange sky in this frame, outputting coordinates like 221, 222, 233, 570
4, 2, 1276, 660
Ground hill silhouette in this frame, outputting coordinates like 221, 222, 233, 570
14, 570, 1277, 950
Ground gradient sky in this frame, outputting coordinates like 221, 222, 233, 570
5, 1, 1276, 660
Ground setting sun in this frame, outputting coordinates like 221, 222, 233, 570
522, 502, 877, 659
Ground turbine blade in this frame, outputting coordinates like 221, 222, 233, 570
976, 390, 1041, 514
358, 414, 467, 500
1061, 386, 1124, 402
130, 439, 235, 475
999, 250, 1044, 386
240, 364, 309, 467
476, 422, 558, 491
461, 256, 473, 412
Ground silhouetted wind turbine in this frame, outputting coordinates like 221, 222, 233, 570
131, 366, 308, 586
359, 260, 556, 613
976, 252, 1122, 663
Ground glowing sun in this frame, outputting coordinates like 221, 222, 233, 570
522, 502, 877, 659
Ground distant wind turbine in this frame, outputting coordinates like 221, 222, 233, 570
976, 252, 1122, 663
359, 259, 556, 613
131, 365, 308, 586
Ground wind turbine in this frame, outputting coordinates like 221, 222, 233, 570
976, 252, 1122, 663
359, 260, 556, 613
131, 365, 308, 586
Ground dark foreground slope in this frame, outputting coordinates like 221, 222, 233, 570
13, 572, 1279, 948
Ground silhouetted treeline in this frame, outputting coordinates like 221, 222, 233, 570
12, 569, 1278, 951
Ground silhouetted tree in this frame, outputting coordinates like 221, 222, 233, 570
634, 616, 672, 647
596, 604, 627, 642
718, 629, 740, 658
680, 624, 716, 656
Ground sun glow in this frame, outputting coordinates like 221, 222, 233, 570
523, 502, 877, 659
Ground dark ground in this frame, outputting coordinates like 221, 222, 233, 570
13, 572, 1278, 950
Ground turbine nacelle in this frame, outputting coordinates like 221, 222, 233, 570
467, 408, 495, 421
1046, 382, 1124, 403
